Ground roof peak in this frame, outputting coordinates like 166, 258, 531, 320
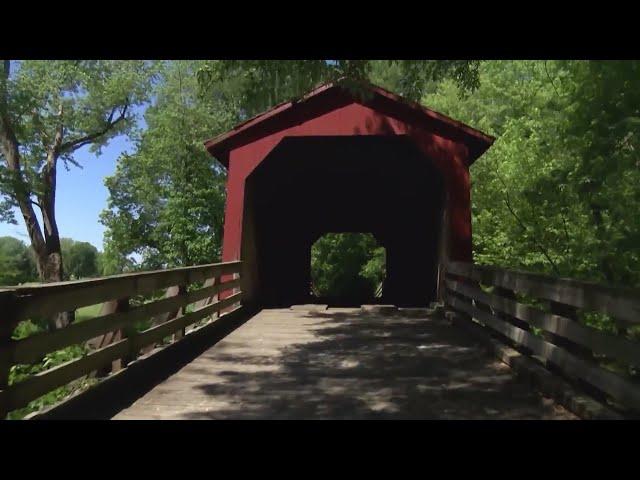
204, 79, 494, 166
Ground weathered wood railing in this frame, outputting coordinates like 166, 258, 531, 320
0, 261, 242, 419
444, 261, 640, 415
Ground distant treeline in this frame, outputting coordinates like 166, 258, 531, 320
0, 236, 102, 286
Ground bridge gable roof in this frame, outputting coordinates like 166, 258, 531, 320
204, 80, 494, 168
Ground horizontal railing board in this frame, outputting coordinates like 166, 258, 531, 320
446, 279, 640, 367
131, 300, 219, 350
446, 293, 640, 411
132, 292, 242, 351
5, 278, 242, 365
447, 262, 640, 324
0, 261, 242, 294
1, 292, 243, 413
10, 292, 185, 365
0, 339, 131, 412
216, 277, 241, 295
1, 261, 242, 325
27, 305, 249, 420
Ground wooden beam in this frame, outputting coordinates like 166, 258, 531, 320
446, 279, 640, 367
447, 293, 640, 412
0, 260, 242, 418
2, 292, 243, 415
447, 262, 640, 324
7, 278, 242, 365
5, 261, 241, 325
1, 339, 130, 413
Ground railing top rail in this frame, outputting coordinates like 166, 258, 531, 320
0, 260, 242, 296
0, 261, 243, 326
447, 261, 640, 324
448, 261, 640, 297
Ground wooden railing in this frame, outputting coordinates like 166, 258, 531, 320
444, 261, 640, 414
0, 261, 242, 419
374, 281, 383, 298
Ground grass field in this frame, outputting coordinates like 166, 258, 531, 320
75, 303, 102, 322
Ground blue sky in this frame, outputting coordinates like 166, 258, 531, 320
0, 107, 147, 251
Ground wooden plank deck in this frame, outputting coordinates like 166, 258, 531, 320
112, 307, 576, 419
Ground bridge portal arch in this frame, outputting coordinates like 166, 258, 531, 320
242, 135, 445, 307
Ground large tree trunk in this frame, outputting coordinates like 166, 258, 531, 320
37, 146, 75, 330
2, 61, 131, 331
1, 63, 72, 330
34, 242, 74, 330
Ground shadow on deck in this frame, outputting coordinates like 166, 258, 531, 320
103, 308, 575, 420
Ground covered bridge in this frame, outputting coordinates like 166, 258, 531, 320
205, 81, 494, 308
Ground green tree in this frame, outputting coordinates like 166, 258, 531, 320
422, 60, 640, 289
560, 61, 640, 286
311, 233, 383, 300
101, 61, 236, 271
60, 238, 99, 280
196, 60, 481, 118
0, 60, 155, 298
360, 245, 386, 291
0, 236, 37, 285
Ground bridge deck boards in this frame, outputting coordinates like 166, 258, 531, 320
112, 308, 576, 419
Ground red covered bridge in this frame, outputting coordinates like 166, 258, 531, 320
208, 81, 493, 307
0, 81, 638, 420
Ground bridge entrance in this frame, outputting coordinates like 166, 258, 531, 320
205, 80, 494, 309
242, 135, 444, 307
310, 232, 385, 307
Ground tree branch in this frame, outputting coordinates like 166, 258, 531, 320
1, 60, 9, 109
58, 102, 129, 153
495, 169, 561, 275
51, 102, 64, 154
544, 61, 561, 97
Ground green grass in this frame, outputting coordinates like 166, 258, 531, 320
75, 303, 102, 322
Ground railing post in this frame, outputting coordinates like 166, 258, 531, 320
92, 297, 130, 376
494, 286, 531, 332
443, 270, 472, 324
172, 285, 188, 341
0, 340, 9, 420
614, 320, 628, 338
547, 301, 592, 359
1, 295, 17, 419
214, 273, 222, 319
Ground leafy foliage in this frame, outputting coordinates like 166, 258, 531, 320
0, 235, 102, 286
196, 60, 481, 118
7, 317, 94, 419
60, 238, 100, 280
1, 60, 155, 219
423, 60, 640, 288
0, 235, 36, 285
311, 233, 384, 300
101, 61, 236, 272
0, 60, 156, 284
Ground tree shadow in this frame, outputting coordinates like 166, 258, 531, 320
121, 309, 576, 420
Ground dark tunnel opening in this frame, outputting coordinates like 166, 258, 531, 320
241, 135, 445, 308
310, 232, 386, 307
